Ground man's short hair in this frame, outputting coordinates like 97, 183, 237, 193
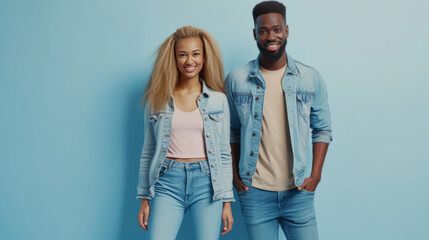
252, 1, 286, 24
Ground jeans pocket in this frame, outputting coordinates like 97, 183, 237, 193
158, 163, 170, 176
302, 188, 315, 194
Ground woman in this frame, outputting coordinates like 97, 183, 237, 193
136, 26, 234, 240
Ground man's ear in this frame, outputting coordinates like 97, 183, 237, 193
286, 25, 289, 38
253, 28, 257, 41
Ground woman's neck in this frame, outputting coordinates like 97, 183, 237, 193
175, 76, 201, 93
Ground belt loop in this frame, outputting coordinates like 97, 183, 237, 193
167, 159, 174, 170
198, 160, 205, 172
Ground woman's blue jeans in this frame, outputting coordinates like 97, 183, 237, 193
238, 186, 319, 240
148, 159, 222, 240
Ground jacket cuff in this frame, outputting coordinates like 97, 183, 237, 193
222, 191, 236, 202
312, 131, 333, 144
136, 187, 152, 200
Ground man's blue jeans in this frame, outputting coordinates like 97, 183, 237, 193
147, 159, 222, 240
238, 186, 318, 240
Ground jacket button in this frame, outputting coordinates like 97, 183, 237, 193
255, 97, 259, 100
213, 178, 217, 182
199, 98, 202, 101
209, 149, 214, 153
211, 163, 215, 167
158, 163, 162, 167
250, 152, 254, 156
252, 133, 256, 136
206, 133, 210, 137
257, 85, 261, 89
246, 172, 250, 176
254, 114, 258, 118
204, 117, 208, 121
202, 108, 206, 112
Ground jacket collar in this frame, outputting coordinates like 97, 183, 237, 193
167, 78, 210, 109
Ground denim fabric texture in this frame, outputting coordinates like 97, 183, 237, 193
147, 159, 223, 240
238, 186, 318, 240
137, 80, 234, 202
225, 54, 332, 187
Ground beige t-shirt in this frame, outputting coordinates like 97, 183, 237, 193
252, 64, 295, 191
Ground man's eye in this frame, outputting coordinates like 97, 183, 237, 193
259, 30, 266, 34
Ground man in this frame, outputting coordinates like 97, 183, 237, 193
225, 1, 332, 239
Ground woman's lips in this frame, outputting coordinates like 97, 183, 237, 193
184, 66, 196, 73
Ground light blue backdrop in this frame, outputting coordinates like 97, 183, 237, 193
1, 0, 428, 239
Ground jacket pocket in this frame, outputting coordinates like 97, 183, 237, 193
209, 111, 224, 137
296, 92, 314, 118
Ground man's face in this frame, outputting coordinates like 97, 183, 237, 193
254, 13, 289, 61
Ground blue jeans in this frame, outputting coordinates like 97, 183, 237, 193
148, 159, 223, 240
238, 186, 318, 240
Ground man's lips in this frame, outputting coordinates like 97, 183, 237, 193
265, 43, 280, 51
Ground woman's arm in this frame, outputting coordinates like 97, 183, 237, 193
136, 103, 156, 229
221, 202, 233, 235
219, 95, 235, 202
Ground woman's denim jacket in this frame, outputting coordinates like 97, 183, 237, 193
137, 80, 235, 202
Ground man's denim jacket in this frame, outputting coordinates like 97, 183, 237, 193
137, 80, 235, 202
225, 54, 332, 187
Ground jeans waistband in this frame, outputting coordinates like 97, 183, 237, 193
164, 158, 208, 171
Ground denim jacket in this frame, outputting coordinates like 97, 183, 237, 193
225, 54, 332, 187
137, 80, 234, 202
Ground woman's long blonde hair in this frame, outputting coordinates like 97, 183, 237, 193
142, 26, 225, 112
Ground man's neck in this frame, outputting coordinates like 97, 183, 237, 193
259, 52, 287, 71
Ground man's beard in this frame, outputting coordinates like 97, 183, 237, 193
257, 39, 287, 62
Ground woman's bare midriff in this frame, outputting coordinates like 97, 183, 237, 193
166, 157, 206, 162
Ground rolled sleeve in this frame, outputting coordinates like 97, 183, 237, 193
310, 72, 333, 144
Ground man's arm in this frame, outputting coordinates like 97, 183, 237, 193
297, 142, 328, 192
225, 72, 247, 192
231, 143, 248, 192
298, 72, 332, 192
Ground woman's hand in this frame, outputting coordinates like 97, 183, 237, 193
221, 202, 234, 235
137, 199, 150, 230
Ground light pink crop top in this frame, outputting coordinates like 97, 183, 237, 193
166, 106, 207, 159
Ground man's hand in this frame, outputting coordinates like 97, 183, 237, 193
233, 174, 248, 192
297, 175, 321, 192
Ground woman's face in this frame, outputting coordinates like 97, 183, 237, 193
175, 37, 205, 80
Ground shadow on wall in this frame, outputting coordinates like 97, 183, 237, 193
118, 79, 248, 239
119, 80, 145, 240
